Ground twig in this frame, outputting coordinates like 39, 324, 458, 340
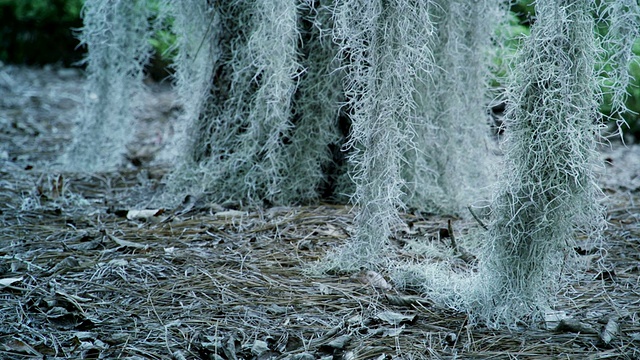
467, 206, 488, 230
448, 219, 458, 253
448, 219, 476, 264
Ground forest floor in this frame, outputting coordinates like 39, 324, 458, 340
0, 64, 639, 360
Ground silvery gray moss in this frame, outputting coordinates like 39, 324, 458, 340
391, 0, 636, 329
405, 0, 498, 216
165, 0, 345, 206
480, 0, 607, 326
67, 0, 500, 271
322, 0, 499, 271
284, 0, 347, 203
166, 0, 298, 204
67, 0, 497, 217
165, 0, 219, 166
326, 0, 435, 271
62, 0, 157, 171
598, 0, 640, 129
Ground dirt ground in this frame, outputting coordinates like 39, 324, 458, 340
0, 64, 639, 359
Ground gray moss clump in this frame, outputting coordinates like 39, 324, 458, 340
283, 0, 347, 203
477, 0, 606, 327
323, 0, 437, 271
166, 0, 298, 204
390, 0, 640, 329
597, 0, 640, 129
405, 0, 500, 215
166, 0, 345, 207
62, 0, 156, 171
166, 0, 220, 165
323, 0, 501, 272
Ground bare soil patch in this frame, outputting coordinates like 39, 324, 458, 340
0, 65, 639, 359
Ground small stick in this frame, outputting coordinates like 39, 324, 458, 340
448, 219, 458, 253
448, 219, 476, 264
467, 206, 488, 230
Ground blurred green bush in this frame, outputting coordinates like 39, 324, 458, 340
0, 0, 174, 79
0, 0, 84, 65
7, 0, 83, 22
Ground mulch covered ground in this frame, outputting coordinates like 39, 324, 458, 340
1, 65, 639, 359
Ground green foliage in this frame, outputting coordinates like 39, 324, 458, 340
146, 0, 178, 65
2, 0, 83, 23
0, 0, 175, 67
492, 11, 529, 85
509, 0, 535, 23
625, 49, 640, 135
0, 0, 83, 64
148, 29, 177, 61
498, 11, 530, 46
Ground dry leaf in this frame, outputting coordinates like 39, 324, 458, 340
382, 325, 405, 337
359, 270, 392, 290
56, 290, 91, 303
126, 209, 164, 220
108, 234, 148, 250
326, 335, 351, 349
2, 338, 39, 356
544, 310, 568, 330
215, 210, 247, 218
0, 276, 23, 288
554, 318, 597, 334
250, 340, 269, 356
376, 311, 415, 326
48, 256, 80, 275
599, 317, 619, 345
313, 224, 348, 239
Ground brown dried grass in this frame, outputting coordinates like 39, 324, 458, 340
0, 65, 638, 360
1, 167, 639, 359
